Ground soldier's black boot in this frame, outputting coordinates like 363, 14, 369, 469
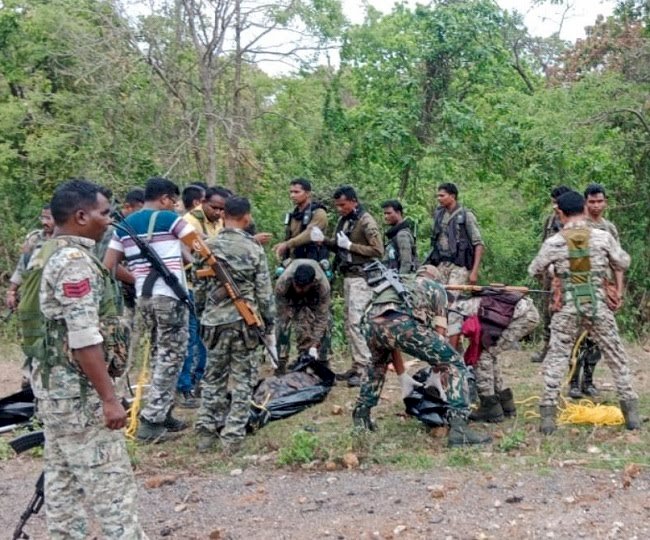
352, 405, 376, 431
530, 346, 547, 363
581, 361, 599, 398
499, 388, 517, 418
469, 395, 504, 423
539, 405, 557, 435
620, 399, 641, 430
568, 363, 582, 399
447, 416, 492, 447
164, 407, 189, 432
136, 416, 171, 443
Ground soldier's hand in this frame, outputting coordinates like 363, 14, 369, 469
5, 290, 17, 311
468, 270, 479, 285
308, 346, 318, 360
273, 242, 288, 258
310, 226, 325, 243
398, 372, 423, 400
336, 231, 352, 250
102, 398, 127, 430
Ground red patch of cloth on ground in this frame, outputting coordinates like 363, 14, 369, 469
461, 315, 482, 366
62, 278, 91, 298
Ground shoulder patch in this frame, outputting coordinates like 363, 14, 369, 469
62, 278, 92, 298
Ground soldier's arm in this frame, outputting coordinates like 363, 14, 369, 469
285, 209, 329, 250
348, 217, 384, 258
310, 275, 331, 343
466, 211, 484, 284
254, 247, 276, 330
396, 230, 414, 274
274, 271, 292, 323
528, 239, 555, 279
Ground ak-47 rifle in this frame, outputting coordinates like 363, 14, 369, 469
111, 210, 194, 315
182, 230, 279, 369
362, 260, 412, 307
10, 431, 45, 540
445, 283, 551, 295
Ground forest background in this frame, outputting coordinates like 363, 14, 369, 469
0, 0, 649, 337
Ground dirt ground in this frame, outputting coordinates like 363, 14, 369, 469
1, 340, 649, 539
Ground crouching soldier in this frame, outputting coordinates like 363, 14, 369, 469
355, 263, 491, 447
448, 292, 540, 422
275, 259, 331, 372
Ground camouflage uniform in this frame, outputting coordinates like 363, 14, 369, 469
275, 259, 330, 365
359, 274, 470, 418
34, 236, 146, 539
430, 206, 483, 285
384, 222, 418, 274
528, 220, 637, 407
449, 295, 539, 396
196, 228, 275, 446
328, 208, 384, 376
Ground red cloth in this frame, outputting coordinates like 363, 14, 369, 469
461, 315, 483, 366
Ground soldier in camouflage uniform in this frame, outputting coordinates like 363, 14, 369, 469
565, 183, 625, 398
195, 197, 275, 454
357, 264, 491, 447
426, 183, 484, 286
528, 191, 639, 434
275, 259, 330, 370
448, 294, 539, 422
105, 177, 194, 442
325, 185, 384, 387
33, 180, 146, 539
381, 199, 418, 274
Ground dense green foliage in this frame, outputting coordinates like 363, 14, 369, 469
1, 0, 649, 335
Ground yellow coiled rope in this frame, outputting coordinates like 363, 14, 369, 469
125, 338, 151, 439
519, 331, 624, 426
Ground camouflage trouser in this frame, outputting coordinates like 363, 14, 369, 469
196, 321, 261, 444
541, 304, 637, 406
39, 396, 147, 540
437, 262, 469, 286
475, 297, 539, 396
114, 304, 140, 398
277, 305, 331, 366
137, 295, 189, 424
343, 277, 373, 374
359, 313, 470, 418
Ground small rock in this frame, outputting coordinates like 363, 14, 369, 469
394, 498, 402, 504
393, 525, 407, 536
160, 526, 173, 537
430, 515, 444, 524
144, 475, 177, 489
428, 484, 445, 499
174, 503, 187, 513
563, 496, 576, 504
342, 452, 359, 469
209, 529, 226, 539
327, 476, 338, 484
430, 426, 447, 438
494, 499, 502, 508
587, 446, 601, 454
331, 405, 343, 415
475, 533, 488, 540
324, 460, 338, 471
298, 496, 308, 504
505, 495, 523, 504
155, 451, 169, 458
257, 486, 266, 494
230, 468, 243, 477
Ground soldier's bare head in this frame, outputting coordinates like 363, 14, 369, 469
381, 199, 404, 225
437, 183, 458, 210
584, 183, 608, 220
292, 264, 316, 293
50, 179, 112, 242
224, 196, 252, 229
333, 185, 358, 216
290, 178, 312, 208
203, 187, 230, 223
40, 204, 54, 235
556, 191, 585, 223
144, 176, 180, 211
182, 185, 205, 212
550, 185, 571, 215
123, 188, 145, 216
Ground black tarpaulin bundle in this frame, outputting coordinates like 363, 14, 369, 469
0, 387, 35, 430
248, 355, 335, 431
403, 366, 450, 428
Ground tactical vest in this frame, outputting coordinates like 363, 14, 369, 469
429, 207, 474, 270
385, 221, 418, 273
560, 228, 599, 318
284, 202, 329, 261
18, 238, 128, 393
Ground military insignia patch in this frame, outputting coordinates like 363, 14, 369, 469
62, 278, 91, 298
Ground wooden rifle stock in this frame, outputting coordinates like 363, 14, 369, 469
445, 283, 550, 294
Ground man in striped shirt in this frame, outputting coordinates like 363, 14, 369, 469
105, 177, 195, 442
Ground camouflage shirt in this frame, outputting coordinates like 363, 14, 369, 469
528, 220, 630, 309
367, 274, 448, 329
34, 236, 106, 400
10, 229, 48, 286
201, 227, 275, 328
586, 216, 619, 243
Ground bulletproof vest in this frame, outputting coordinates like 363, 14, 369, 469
385, 221, 419, 273
561, 227, 598, 318
429, 207, 474, 270
285, 202, 329, 261
18, 239, 128, 393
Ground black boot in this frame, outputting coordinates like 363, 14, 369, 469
352, 405, 376, 431
164, 408, 189, 432
539, 405, 557, 435
568, 363, 582, 399
136, 416, 172, 443
581, 361, 599, 397
469, 395, 504, 423
447, 416, 492, 447
499, 388, 517, 418
620, 399, 641, 430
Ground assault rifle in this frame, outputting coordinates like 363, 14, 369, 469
111, 210, 194, 315
363, 260, 412, 308
10, 431, 45, 540
182, 230, 279, 369
445, 283, 551, 295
